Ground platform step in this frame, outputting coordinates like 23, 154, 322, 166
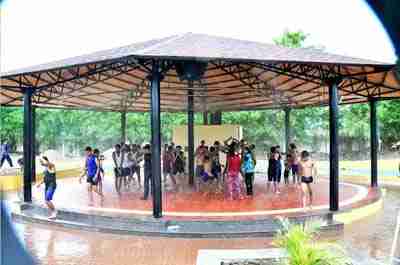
12, 203, 343, 238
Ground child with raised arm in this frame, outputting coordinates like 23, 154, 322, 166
298, 150, 317, 210
36, 156, 57, 219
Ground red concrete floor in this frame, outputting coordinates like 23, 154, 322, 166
30, 174, 369, 218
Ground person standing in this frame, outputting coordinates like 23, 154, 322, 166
141, 144, 153, 200
225, 143, 242, 200
79, 146, 100, 197
195, 140, 208, 191
267, 147, 281, 194
162, 144, 169, 183
36, 156, 57, 219
131, 144, 142, 189
164, 145, 177, 189
112, 144, 123, 193
288, 143, 300, 184
242, 146, 255, 196
0, 140, 13, 169
298, 150, 317, 209
93, 149, 104, 196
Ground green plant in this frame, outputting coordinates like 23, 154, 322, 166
273, 218, 351, 265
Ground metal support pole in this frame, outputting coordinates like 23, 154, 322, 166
121, 111, 126, 144
328, 80, 340, 211
370, 99, 378, 187
284, 108, 291, 154
150, 60, 162, 218
32, 106, 36, 183
23, 88, 33, 202
188, 89, 195, 185
203, 111, 208, 125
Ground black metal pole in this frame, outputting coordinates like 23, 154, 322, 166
23, 88, 33, 202
150, 60, 162, 218
284, 108, 291, 154
121, 111, 126, 144
32, 106, 36, 183
328, 80, 339, 211
188, 89, 195, 185
370, 99, 378, 187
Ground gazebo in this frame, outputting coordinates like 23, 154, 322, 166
1, 33, 399, 218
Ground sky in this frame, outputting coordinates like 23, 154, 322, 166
0, 0, 397, 72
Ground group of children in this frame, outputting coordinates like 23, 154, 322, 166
192, 138, 257, 200
35, 138, 317, 219
267, 143, 317, 208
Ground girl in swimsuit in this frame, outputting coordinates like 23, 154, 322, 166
298, 150, 317, 210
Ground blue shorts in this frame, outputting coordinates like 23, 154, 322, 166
45, 187, 56, 201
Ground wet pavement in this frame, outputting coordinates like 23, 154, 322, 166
15, 222, 274, 265
6, 188, 398, 265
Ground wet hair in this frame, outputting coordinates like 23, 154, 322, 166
85, 146, 92, 152
93, 149, 100, 155
301, 150, 310, 159
228, 143, 236, 156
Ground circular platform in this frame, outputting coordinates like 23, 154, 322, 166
12, 175, 381, 238
30, 175, 375, 218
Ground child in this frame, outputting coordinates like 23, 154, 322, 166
93, 149, 104, 196
173, 146, 185, 177
242, 146, 255, 196
79, 146, 100, 199
288, 143, 300, 184
226, 143, 242, 200
36, 156, 57, 219
299, 150, 317, 210
141, 144, 153, 200
267, 149, 281, 194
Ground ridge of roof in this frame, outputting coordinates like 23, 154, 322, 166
1, 32, 395, 78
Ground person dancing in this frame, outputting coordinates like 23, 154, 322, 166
225, 143, 243, 200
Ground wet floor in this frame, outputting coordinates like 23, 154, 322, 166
10, 189, 400, 265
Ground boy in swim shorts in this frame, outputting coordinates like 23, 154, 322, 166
298, 150, 317, 209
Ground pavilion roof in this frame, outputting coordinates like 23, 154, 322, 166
1, 32, 399, 112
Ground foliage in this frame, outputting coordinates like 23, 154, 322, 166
273, 30, 308, 48
274, 219, 350, 265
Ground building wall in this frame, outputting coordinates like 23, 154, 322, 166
172, 125, 242, 149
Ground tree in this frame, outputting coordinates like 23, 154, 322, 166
273, 30, 308, 48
